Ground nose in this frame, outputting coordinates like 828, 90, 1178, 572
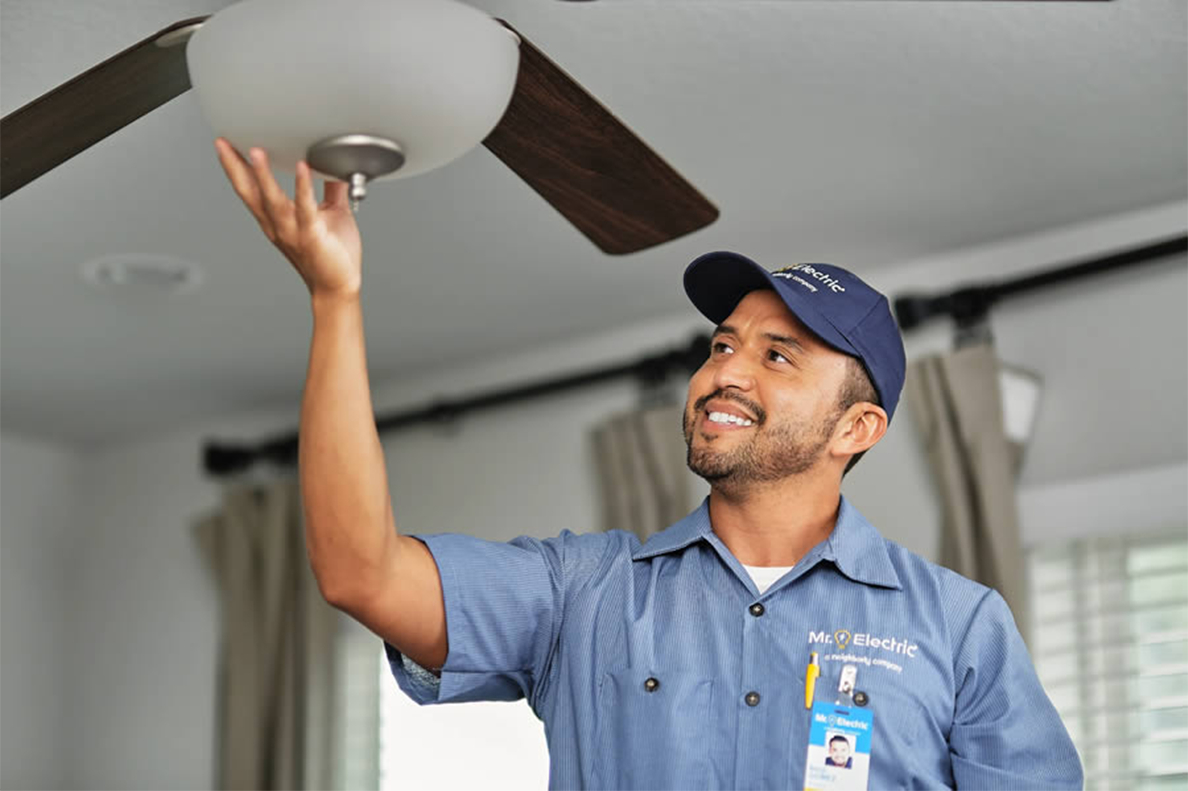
711, 348, 757, 392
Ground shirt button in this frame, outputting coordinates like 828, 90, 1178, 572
749, 603, 765, 617
745, 691, 761, 707
644, 677, 660, 693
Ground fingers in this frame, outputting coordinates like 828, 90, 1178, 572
214, 138, 267, 224
295, 160, 317, 227
215, 138, 327, 244
248, 147, 293, 223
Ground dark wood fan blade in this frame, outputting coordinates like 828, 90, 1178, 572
0, 16, 208, 199
483, 21, 719, 255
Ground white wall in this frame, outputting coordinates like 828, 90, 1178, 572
0, 199, 1184, 788
0, 434, 81, 790
62, 430, 226, 788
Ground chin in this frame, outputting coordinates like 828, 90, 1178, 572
686, 449, 737, 483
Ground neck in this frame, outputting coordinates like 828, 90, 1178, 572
708, 469, 841, 567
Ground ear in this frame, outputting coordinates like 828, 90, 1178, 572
830, 402, 888, 459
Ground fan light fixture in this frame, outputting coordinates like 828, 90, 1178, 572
2, 0, 718, 253
185, 0, 521, 206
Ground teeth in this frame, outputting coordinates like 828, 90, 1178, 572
708, 411, 754, 427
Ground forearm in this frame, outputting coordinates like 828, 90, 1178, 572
301, 291, 397, 604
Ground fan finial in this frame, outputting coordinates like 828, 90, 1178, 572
306, 134, 406, 212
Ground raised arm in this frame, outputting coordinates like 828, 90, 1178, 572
214, 139, 447, 670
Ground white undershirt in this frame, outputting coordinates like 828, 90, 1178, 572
742, 563, 795, 594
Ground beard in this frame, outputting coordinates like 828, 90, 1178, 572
683, 391, 838, 488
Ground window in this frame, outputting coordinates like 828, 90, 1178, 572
373, 649, 549, 789
1030, 531, 1188, 790
333, 618, 381, 791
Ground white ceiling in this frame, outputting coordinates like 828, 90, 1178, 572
1, 0, 1185, 449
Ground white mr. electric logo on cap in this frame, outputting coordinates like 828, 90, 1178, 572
773, 264, 846, 294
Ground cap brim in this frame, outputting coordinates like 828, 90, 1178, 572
683, 251, 860, 359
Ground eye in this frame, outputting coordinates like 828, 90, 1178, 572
768, 349, 790, 364
711, 340, 734, 355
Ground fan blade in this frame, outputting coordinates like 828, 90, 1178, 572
483, 21, 719, 255
0, 16, 208, 199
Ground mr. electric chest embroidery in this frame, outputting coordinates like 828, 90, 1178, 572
808, 627, 921, 675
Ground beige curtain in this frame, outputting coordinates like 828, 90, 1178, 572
194, 478, 339, 791
905, 343, 1030, 638
592, 403, 692, 541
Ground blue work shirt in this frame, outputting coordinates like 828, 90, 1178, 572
386, 496, 1083, 790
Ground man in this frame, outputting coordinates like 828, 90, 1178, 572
215, 141, 1083, 790
826, 736, 853, 769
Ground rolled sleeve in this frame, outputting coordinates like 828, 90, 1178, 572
383, 530, 579, 708
385, 644, 445, 704
949, 589, 1084, 790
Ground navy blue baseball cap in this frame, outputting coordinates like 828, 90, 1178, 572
683, 251, 907, 422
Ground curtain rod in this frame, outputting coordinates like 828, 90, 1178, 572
202, 332, 711, 477
203, 234, 1186, 476
893, 234, 1188, 332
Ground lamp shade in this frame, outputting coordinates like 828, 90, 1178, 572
186, 0, 520, 181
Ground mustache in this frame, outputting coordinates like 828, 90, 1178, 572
693, 390, 766, 424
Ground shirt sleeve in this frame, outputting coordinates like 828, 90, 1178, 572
384, 529, 610, 710
949, 588, 1084, 790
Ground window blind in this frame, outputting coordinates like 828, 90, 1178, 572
1029, 530, 1188, 790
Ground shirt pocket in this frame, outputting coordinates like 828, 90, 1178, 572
790, 685, 936, 790
867, 683, 943, 787
593, 668, 716, 791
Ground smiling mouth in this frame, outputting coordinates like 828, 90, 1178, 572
703, 410, 755, 429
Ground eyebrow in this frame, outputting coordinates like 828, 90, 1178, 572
713, 324, 808, 354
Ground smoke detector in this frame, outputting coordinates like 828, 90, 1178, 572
81, 254, 205, 295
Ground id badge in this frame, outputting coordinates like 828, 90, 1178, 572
803, 701, 873, 791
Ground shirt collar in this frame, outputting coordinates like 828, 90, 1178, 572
632, 494, 902, 591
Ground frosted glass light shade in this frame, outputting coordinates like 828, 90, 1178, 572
186, 0, 520, 181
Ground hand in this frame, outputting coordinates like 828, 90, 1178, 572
214, 138, 363, 299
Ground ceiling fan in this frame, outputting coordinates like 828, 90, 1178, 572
0, 0, 719, 256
